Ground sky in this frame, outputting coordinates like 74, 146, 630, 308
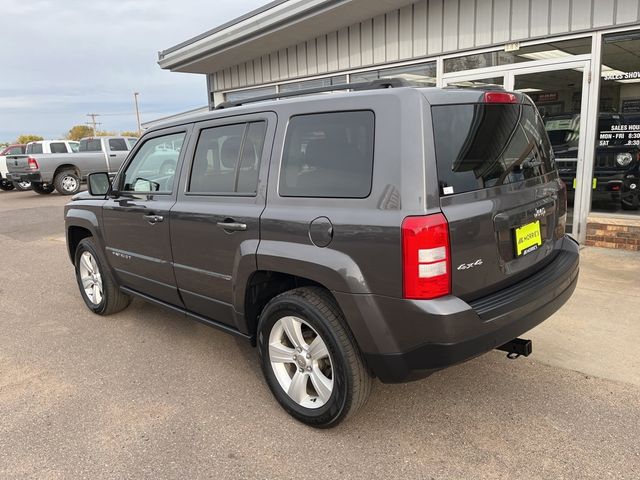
0, 0, 269, 142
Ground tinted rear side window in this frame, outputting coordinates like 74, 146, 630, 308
279, 111, 375, 198
8, 146, 24, 155
432, 103, 555, 196
109, 138, 128, 151
189, 121, 266, 195
27, 143, 43, 154
79, 139, 102, 152
50, 142, 67, 153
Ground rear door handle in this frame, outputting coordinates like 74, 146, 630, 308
143, 214, 164, 224
216, 221, 247, 232
109, 154, 117, 157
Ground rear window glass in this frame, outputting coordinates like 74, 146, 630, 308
7, 146, 24, 155
50, 142, 67, 153
79, 139, 102, 152
26, 143, 43, 154
432, 103, 555, 196
279, 111, 375, 198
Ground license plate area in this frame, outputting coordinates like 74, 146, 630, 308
514, 220, 542, 257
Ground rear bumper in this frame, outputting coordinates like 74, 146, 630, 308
338, 236, 579, 383
6, 172, 41, 183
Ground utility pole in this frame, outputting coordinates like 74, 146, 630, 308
133, 92, 141, 135
86, 113, 101, 136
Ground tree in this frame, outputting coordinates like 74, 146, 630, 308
16, 134, 43, 144
95, 130, 116, 137
66, 125, 93, 141
120, 130, 140, 137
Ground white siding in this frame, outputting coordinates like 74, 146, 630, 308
361, 19, 374, 65
216, 0, 638, 90
529, 0, 550, 37
413, 1, 428, 57
386, 10, 400, 62
427, 0, 443, 54
399, 4, 414, 59
372, 14, 386, 63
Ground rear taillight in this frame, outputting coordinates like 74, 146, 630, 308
402, 213, 451, 300
484, 91, 518, 104
27, 157, 39, 170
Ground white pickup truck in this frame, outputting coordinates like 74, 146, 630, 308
0, 144, 27, 191
6, 136, 139, 195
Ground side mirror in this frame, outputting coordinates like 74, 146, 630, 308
87, 172, 111, 196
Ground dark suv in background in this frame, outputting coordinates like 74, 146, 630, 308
547, 112, 640, 210
65, 81, 579, 427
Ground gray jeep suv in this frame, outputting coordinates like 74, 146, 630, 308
65, 81, 579, 427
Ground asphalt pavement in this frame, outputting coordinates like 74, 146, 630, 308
1, 190, 639, 480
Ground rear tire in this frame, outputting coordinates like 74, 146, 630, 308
32, 182, 55, 195
54, 170, 81, 195
0, 178, 15, 191
13, 181, 31, 191
74, 237, 131, 315
257, 287, 371, 428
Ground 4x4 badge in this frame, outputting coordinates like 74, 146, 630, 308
457, 259, 483, 270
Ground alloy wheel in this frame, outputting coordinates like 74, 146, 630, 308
268, 316, 333, 409
79, 251, 103, 305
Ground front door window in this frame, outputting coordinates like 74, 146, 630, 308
121, 133, 185, 194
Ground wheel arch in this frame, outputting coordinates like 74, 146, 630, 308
65, 208, 103, 264
54, 164, 81, 179
243, 271, 337, 340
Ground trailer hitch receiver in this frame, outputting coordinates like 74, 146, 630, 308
496, 338, 532, 359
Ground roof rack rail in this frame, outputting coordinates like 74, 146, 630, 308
215, 78, 413, 109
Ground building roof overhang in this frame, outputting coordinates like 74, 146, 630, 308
158, 0, 416, 73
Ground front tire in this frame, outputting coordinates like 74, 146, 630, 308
257, 287, 371, 428
32, 182, 55, 195
74, 237, 131, 315
54, 170, 81, 195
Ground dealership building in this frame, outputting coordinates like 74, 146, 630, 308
158, 0, 640, 248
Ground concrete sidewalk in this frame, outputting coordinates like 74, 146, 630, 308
529, 246, 640, 387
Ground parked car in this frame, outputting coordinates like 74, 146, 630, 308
65, 81, 579, 427
0, 144, 27, 191
546, 112, 640, 210
6, 136, 137, 195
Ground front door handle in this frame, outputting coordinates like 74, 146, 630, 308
109, 154, 117, 157
143, 214, 164, 224
216, 221, 247, 232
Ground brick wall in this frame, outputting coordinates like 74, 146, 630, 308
585, 216, 640, 251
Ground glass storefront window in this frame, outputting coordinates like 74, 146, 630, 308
591, 30, 640, 214
445, 76, 504, 89
279, 75, 346, 92
351, 61, 436, 86
225, 85, 276, 102
444, 37, 591, 74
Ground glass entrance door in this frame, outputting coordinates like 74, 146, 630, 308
511, 62, 591, 235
